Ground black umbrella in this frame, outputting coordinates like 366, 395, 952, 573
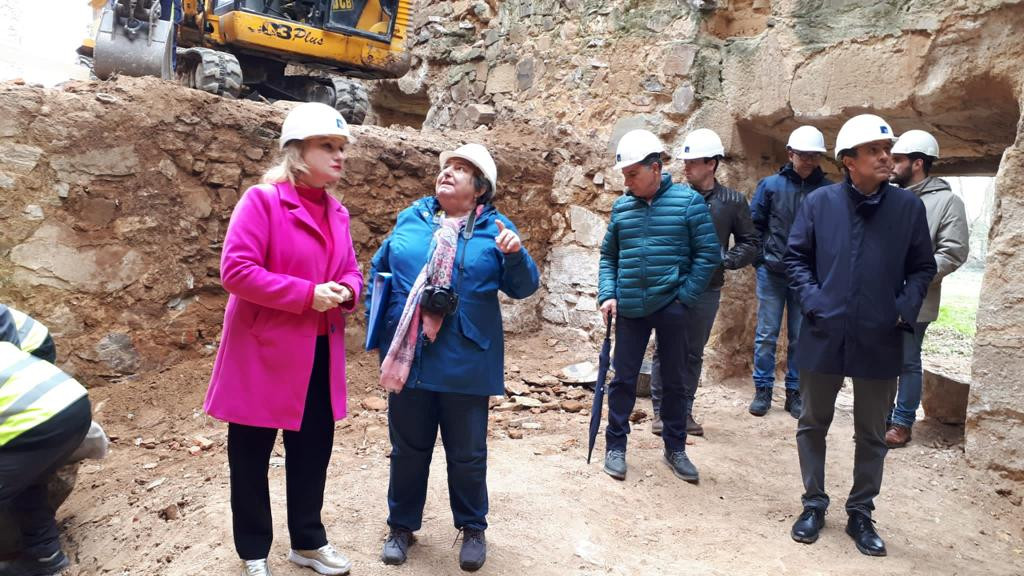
586, 317, 613, 464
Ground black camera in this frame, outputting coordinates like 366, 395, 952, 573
420, 285, 459, 316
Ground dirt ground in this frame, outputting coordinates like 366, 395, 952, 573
58, 334, 1024, 576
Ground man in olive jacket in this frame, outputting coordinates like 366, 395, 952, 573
885, 129, 970, 447
598, 129, 721, 484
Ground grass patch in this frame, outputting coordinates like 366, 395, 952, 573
934, 301, 977, 339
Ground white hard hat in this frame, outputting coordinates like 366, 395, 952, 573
439, 143, 498, 194
786, 125, 827, 153
613, 129, 666, 170
834, 114, 896, 160
678, 128, 725, 160
892, 129, 940, 159
279, 102, 354, 150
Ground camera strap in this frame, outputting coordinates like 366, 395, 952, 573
453, 208, 476, 291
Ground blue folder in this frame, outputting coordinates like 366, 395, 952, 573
364, 272, 392, 351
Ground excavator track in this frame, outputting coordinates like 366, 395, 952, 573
177, 47, 243, 99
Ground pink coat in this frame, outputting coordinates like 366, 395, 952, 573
204, 181, 363, 431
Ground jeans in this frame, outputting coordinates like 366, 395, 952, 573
752, 266, 801, 391
650, 289, 721, 419
889, 322, 930, 429
606, 300, 690, 452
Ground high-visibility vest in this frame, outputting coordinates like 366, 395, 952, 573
7, 307, 50, 356
0, 341, 87, 447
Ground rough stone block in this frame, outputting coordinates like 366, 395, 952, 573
922, 368, 970, 424
485, 64, 517, 94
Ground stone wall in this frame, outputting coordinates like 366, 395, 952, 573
0, 77, 557, 383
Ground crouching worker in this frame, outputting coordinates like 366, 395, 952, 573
0, 341, 91, 576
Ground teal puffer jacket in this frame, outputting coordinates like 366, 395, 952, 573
599, 173, 722, 318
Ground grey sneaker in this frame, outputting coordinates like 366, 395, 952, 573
664, 449, 699, 483
651, 415, 663, 436
0, 550, 70, 576
603, 449, 627, 480
381, 528, 415, 565
288, 544, 351, 575
241, 559, 273, 576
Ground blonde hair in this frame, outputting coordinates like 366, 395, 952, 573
261, 141, 310, 185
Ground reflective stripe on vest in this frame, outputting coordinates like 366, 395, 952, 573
8, 308, 49, 356
0, 342, 87, 446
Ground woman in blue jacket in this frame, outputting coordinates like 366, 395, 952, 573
366, 143, 539, 572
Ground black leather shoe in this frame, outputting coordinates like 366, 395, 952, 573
791, 507, 825, 544
846, 512, 886, 556
458, 528, 486, 572
381, 528, 415, 565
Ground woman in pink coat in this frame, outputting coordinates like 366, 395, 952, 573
205, 102, 363, 576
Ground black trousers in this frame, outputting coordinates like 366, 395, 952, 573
228, 336, 334, 560
386, 388, 489, 533
0, 396, 91, 557
606, 300, 690, 452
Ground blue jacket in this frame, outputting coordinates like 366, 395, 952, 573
751, 163, 832, 274
367, 198, 540, 396
599, 172, 721, 318
784, 180, 936, 379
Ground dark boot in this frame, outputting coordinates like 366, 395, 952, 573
784, 389, 803, 419
749, 387, 772, 416
381, 528, 415, 565
458, 528, 486, 572
686, 414, 704, 436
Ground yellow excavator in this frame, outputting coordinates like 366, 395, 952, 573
86, 0, 413, 123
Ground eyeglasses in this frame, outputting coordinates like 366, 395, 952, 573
792, 151, 823, 160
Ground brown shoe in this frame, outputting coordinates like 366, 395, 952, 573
885, 425, 912, 448
686, 414, 704, 436
651, 415, 663, 436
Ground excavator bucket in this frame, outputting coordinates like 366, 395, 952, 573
93, 7, 174, 81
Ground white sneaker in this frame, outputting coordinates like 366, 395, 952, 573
241, 559, 273, 576
288, 544, 352, 575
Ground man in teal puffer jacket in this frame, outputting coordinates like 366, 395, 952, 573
598, 129, 721, 483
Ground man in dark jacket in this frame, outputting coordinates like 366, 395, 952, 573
785, 114, 936, 556
749, 126, 832, 419
648, 128, 758, 437
598, 129, 721, 484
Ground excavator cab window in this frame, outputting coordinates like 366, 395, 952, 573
325, 0, 397, 41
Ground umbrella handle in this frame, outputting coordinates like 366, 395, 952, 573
604, 316, 613, 340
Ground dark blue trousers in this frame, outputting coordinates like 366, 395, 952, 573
387, 388, 489, 532
606, 300, 690, 452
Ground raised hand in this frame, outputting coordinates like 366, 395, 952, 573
494, 220, 522, 254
